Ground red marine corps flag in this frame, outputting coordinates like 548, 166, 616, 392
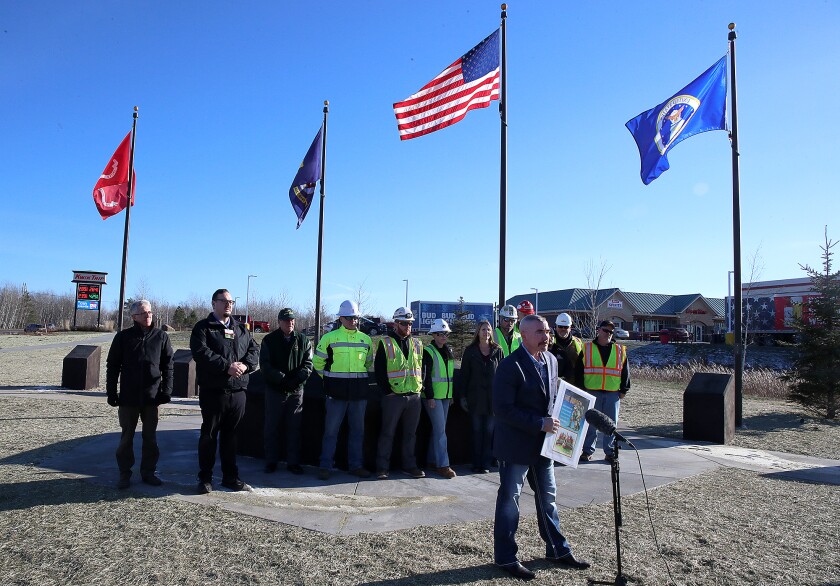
92, 131, 136, 220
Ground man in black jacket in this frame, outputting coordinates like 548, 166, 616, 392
260, 308, 312, 474
106, 300, 174, 489
190, 288, 260, 494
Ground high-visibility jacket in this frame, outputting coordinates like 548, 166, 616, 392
313, 326, 373, 381
494, 327, 521, 357
380, 335, 423, 394
424, 343, 454, 399
582, 341, 626, 391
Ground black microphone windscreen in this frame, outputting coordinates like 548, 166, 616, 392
585, 408, 617, 435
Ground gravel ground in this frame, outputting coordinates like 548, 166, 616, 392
1, 337, 839, 585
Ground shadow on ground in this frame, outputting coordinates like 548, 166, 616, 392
0, 475, 160, 512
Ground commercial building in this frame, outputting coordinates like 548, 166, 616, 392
507, 288, 725, 342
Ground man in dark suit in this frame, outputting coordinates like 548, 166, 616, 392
492, 314, 590, 581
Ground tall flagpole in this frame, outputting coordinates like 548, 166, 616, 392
498, 3, 508, 312
728, 23, 744, 426
116, 106, 138, 331
314, 100, 328, 345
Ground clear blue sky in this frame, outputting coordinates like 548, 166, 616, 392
1, 1, 837, 317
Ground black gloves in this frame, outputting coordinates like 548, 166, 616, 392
107, 393, 119, 407
155, 394, 172, 405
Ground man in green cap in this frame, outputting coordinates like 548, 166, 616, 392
260, 308, 313, 474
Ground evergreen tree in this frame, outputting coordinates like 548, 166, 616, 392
448, 296, 474, 359
173, 306, 186, 330
21, 283, 39, 325
783, 229, 840, 419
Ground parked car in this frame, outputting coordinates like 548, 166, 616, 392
24, 323, 56, 333
613, 327, 630, 339
231, 314, 270, 333
358, 316, 384, 336
660, 327, 690, 342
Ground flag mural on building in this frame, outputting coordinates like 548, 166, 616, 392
288, 127, 323, 228
393, 29, 500, 140
626, 56, 728, 185
92, 131, 136, 220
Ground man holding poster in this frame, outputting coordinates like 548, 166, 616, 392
492, 314, 591, 580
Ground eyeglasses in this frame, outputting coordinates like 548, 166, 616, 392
433, 332, 449, 337
214, 299, 235, 305
395, 321, 412, 326
556, 325, 570, 330
502, 318, 515, 323
342, 316, 359, 321
132, 311, 153, 317
601, 328, 614, 334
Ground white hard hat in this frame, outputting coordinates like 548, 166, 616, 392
392, 307, 415, 322
429, 318, 451, 334
499, 305, 518, 319
337, 300, 360, 317
555, 313, 573, 327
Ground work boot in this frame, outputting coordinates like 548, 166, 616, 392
435, 466, 456, 479
317, 468, 330, 480
221, 478, 252, 492
287, 463, 304, 475
141, 474, 163, 486
403, 467, 425, 479
117, 472, 131, 490
350, 467, 371, 478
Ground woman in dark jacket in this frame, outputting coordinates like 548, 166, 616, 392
458, 320, 503, 473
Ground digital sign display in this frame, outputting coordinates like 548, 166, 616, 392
77, 283, 101, 301
77, 300, 99, 310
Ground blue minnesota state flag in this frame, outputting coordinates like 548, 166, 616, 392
289, 127, 323, 228
626, 56, 727, 185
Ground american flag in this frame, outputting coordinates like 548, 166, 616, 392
393, 29, 500, 141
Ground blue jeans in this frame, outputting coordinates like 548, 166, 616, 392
470, 413, 495, 469
494, 457, 572, 565
582, 390, 621, 457
319, 398, 367, 470
423, 398, 451, 467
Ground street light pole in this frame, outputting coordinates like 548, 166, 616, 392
246, 274, 257, 328
531, 287, 539, 315
403, 279, 409, 307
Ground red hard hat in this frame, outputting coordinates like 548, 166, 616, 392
516, 300, 535, 315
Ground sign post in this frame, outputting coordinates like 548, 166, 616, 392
71, 270, 108, 330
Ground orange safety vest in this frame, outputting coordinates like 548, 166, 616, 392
582, 342, 626, 391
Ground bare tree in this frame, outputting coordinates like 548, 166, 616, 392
580, 258, 611, 338
353, 278, 374, 316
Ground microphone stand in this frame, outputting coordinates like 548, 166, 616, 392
589, 434, 629, 586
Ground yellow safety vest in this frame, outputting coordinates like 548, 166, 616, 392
380, 336, 423, 394
313, 326, 373, 379
494, 327, 521, 357
424, 343, 454, 399
582, 342, 626, 391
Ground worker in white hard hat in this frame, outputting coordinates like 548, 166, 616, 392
422, 318, 456, 479
494, 305, 521, 357
313, 300, 375, 480
373, 306, 425, 480
550, 313, 583, 383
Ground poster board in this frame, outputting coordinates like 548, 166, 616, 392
541, 380, 595, 468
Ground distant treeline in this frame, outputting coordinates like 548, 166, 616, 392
0, 283, 334, 332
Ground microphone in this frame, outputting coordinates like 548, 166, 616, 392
584, 409, 629, 443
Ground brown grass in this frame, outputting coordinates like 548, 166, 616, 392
634, 362, 789, 399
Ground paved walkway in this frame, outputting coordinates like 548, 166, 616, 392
8, 389, 839, 536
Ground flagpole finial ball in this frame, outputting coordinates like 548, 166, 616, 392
324, 100, 329, 106
134, 106, 139, 112
501, 3, 507, 10
728, 22, 736, 31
